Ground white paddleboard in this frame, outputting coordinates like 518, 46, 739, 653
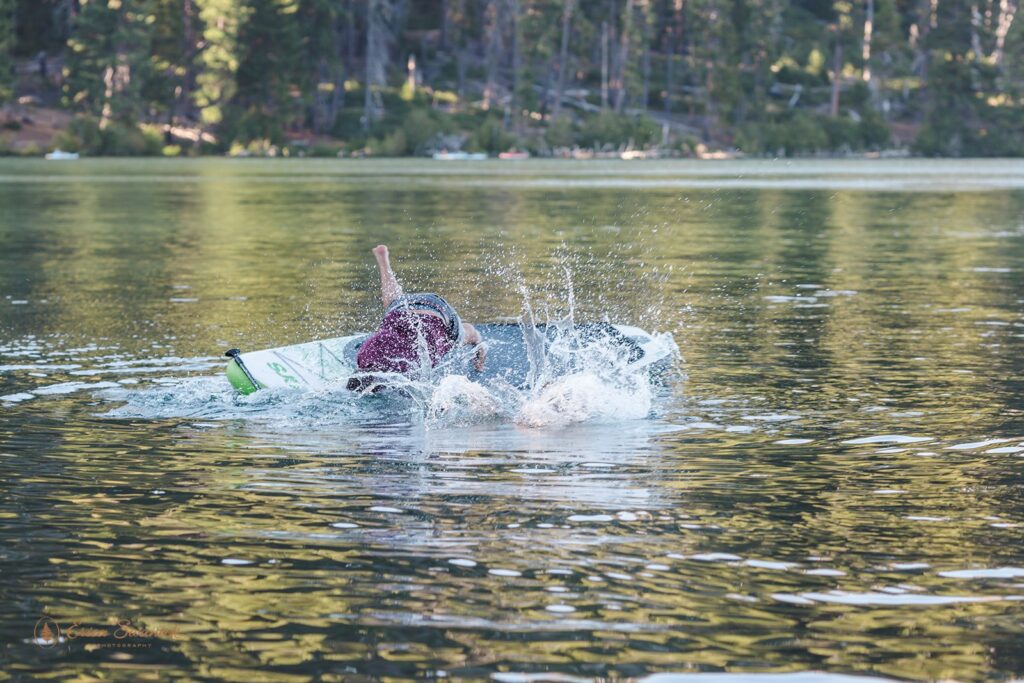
226, 323, 674, 394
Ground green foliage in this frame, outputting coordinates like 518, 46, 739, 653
470, 116, 516, 154
578, 111, 659, 149
330, 107, 367, 141
857, 108, 892, 149
915, 102, 1024, 157
53, 115, 162, 156
300, 0, 347, 134
366, 128, 406, 156
4, 0, 1024, 156
736, 108, 890, 156
308, 141, 343, 157
232, 0, 303, 138
13, 0, 68, 58
194, 0, 250, 128
18, 140, 39, 156
0, 0, 14, 104
63, 0, 156, 123
400, 109, 445, 155
913, 52, 1024, 157
228, 107, 288, 146
140, 0, 190, 121
753, 110, 829, 155
545, 115, 575, 149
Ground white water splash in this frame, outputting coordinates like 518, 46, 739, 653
416, 267, 679, 428
516, 370, 652, 428
426, 374, 506, 425
422, 316, 675, 429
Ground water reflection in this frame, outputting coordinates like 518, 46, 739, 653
1, 159, 1024, 681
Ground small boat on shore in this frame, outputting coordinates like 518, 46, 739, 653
432, 151, 488, 161
498, 151, 530, 160
44, 150, 80, 161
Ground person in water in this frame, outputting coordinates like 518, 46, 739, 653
348, 245, 485, 391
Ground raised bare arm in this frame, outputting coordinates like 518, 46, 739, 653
373, 245, 403, 308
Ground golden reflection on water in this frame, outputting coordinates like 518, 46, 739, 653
1, 159, 1023, 681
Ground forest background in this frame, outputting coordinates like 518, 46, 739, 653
1, 0, 1021, 158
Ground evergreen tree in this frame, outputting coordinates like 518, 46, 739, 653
364, 0, 394, 128
0, 0, 1019, 155
233, 0, 304, 142
0, 0, 14, 104
915, 0, 1022, 155
300, 0, 346, 134
144, 0, 191, 123
63, 0, 155, 126
516, 1, 562, 115
14, 0, 69, 60
194, 0, 249, 130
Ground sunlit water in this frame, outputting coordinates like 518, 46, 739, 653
2, 159, 1023, 682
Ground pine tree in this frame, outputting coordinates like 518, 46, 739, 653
234, 0, 304, 142
364, 0, 394, 128
0, 0, 14, 104
300, 0, 345, 134
829, 0, 855, 116
144, 0, 193, 123
551, 0, 574, 119
0, 0, 1019, 155
193, 0, 249, 130
63, 0, 156, 126
514, 1, 561, 117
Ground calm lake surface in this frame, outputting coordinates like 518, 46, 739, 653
2, 158, 1024, 682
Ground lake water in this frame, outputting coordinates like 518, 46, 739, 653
2, 158, 1023, 682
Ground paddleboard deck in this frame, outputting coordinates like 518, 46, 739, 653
225, 322, 673, 395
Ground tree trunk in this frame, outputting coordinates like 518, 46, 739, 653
179, 0, 196, 124
440, 0, 449, 50
664, 0, 683, 114
862, 0, 873, 83
457, 48, 466, 102
641, 10, 650, 110
483, 0, 503, 109
601, 20, 609, 109
702, 2, 719, 143
100, 7, 128, 130
830, 37, 842, 117
993, 0, 1018, 67
509, 0, 520, 129
364, 0, 390, 129
315, 5, 345, 136
552, 0, 574, 119
664, 40, 673, 114
331, 8, 345, 127
346, 0, 356, 78
614, 0, 633, 112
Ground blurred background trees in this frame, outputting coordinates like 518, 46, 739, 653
1, 0, 1021, 156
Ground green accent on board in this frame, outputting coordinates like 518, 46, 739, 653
267, 361, 301, 387
225, 358, 260, 395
